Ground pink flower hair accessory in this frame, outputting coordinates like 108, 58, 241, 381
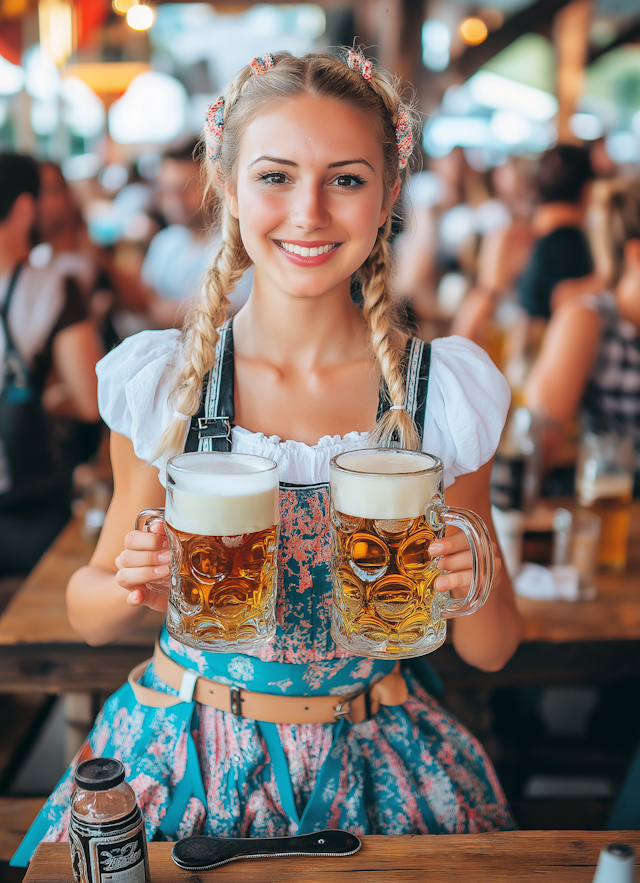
347, 50, 373, 82
250, 54, 275, 76
395, 103, 412, 171
204, 96, 225, 163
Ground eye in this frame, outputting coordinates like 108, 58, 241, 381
257, 172, 291, 185
331, 174, 367, 189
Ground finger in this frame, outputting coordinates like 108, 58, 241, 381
149, 520, 167, 537
126, 586, 169, 612
115, 548, 171, 570
428, 533, 470, 557
435, 569, 472, 593
434, 550, 473, 574
124, 529, 168, 551
116, 564, 169, 590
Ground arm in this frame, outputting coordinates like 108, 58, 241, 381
524, 301, 600, 470
431, 460, 522, 671
66, 432, 168, 645
51, 320, 103, 422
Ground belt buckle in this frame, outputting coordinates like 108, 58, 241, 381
230, 687, 242, 716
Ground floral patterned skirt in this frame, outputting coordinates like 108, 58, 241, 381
13, 666, 513, 866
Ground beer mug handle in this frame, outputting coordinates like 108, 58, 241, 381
425, 500, 494, 620
135, 507, 170, 594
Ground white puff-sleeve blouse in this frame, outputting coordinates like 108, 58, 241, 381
96, 330, 510, 488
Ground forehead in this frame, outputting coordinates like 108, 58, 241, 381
238, 94, 383, 170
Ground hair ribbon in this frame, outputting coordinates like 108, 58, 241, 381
347, 50, 373, 81
204, 96, 225, 163
395, 103, 412, 171
250, 54, 275, 76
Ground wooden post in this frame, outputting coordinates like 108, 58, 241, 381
555, 0, 593, 143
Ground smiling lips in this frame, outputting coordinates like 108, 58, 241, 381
275, 239, 341, 266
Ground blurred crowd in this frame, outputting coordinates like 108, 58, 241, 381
1, 136, 639, 574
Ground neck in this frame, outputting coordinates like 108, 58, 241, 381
532, 202, 584, 237
0, 230, 30, 278
234, 272, 370, 371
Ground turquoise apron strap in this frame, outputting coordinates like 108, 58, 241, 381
159, 706, 206, 837
259, 722, 301, 827
259, 718, 350, 835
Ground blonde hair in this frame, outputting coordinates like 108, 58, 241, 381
156, 49, 420, 460
590, 178, 640, 287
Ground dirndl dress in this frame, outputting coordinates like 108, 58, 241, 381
13, 326, 513, 866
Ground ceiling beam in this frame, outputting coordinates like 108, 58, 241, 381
451, 0, 574, 80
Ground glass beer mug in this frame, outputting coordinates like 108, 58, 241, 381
329, 449, 494, 659
137, 452, 280, 652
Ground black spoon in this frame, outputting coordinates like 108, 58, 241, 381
171, 828, 362, 871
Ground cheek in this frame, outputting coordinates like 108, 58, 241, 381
237, 188, 283, 241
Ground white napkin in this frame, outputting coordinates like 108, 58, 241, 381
514, 563, 580, 601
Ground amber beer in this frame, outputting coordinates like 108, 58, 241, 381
160, 452, 279, 652
576, 433, 634, 572
330, 449, 494, 659
577, 473, 632, 571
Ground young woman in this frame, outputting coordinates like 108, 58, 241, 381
526, 178, 640, 476
14, 50, 521, 864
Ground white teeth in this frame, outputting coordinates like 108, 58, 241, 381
278, 241, 338, 255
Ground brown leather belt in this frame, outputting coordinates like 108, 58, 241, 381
128, 642, 409, 725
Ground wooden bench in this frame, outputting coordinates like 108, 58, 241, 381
24, 832, 640, 882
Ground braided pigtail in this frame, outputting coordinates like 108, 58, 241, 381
360, 217, 421, 452
153, 208, 251, 459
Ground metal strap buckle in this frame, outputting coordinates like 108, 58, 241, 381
333, 699, 352, 721
230, 687, 242, 716
197, 417, 231, 440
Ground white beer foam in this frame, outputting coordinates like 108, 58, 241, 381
331, 450, 441, 519
165, 452, 279, 535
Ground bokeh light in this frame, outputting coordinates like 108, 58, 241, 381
459, 18, 488, 46
126, 4, 154, 30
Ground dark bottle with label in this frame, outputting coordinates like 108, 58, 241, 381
69, 758, 150, 883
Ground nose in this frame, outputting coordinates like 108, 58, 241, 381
289, 180, 330, 232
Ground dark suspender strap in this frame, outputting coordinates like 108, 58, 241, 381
184, 321, 235, 453
376, 337, 431, 445
0, 264, 23, 356
413, 341, 431, 446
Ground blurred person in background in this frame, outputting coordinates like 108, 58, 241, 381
517, 145, 595, 321
452, 157, 535, 353
0, 154, 102, 575
36, 162, 151, 338
394, 147, 493, 339
143, 141, 252, 327
525, 178, 640, 479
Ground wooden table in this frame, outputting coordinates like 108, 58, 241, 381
0, 504, 639, 695
0, 518, 163, 695
23, 832, 640, 882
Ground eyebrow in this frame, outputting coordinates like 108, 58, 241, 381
247, 155, 375, 172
